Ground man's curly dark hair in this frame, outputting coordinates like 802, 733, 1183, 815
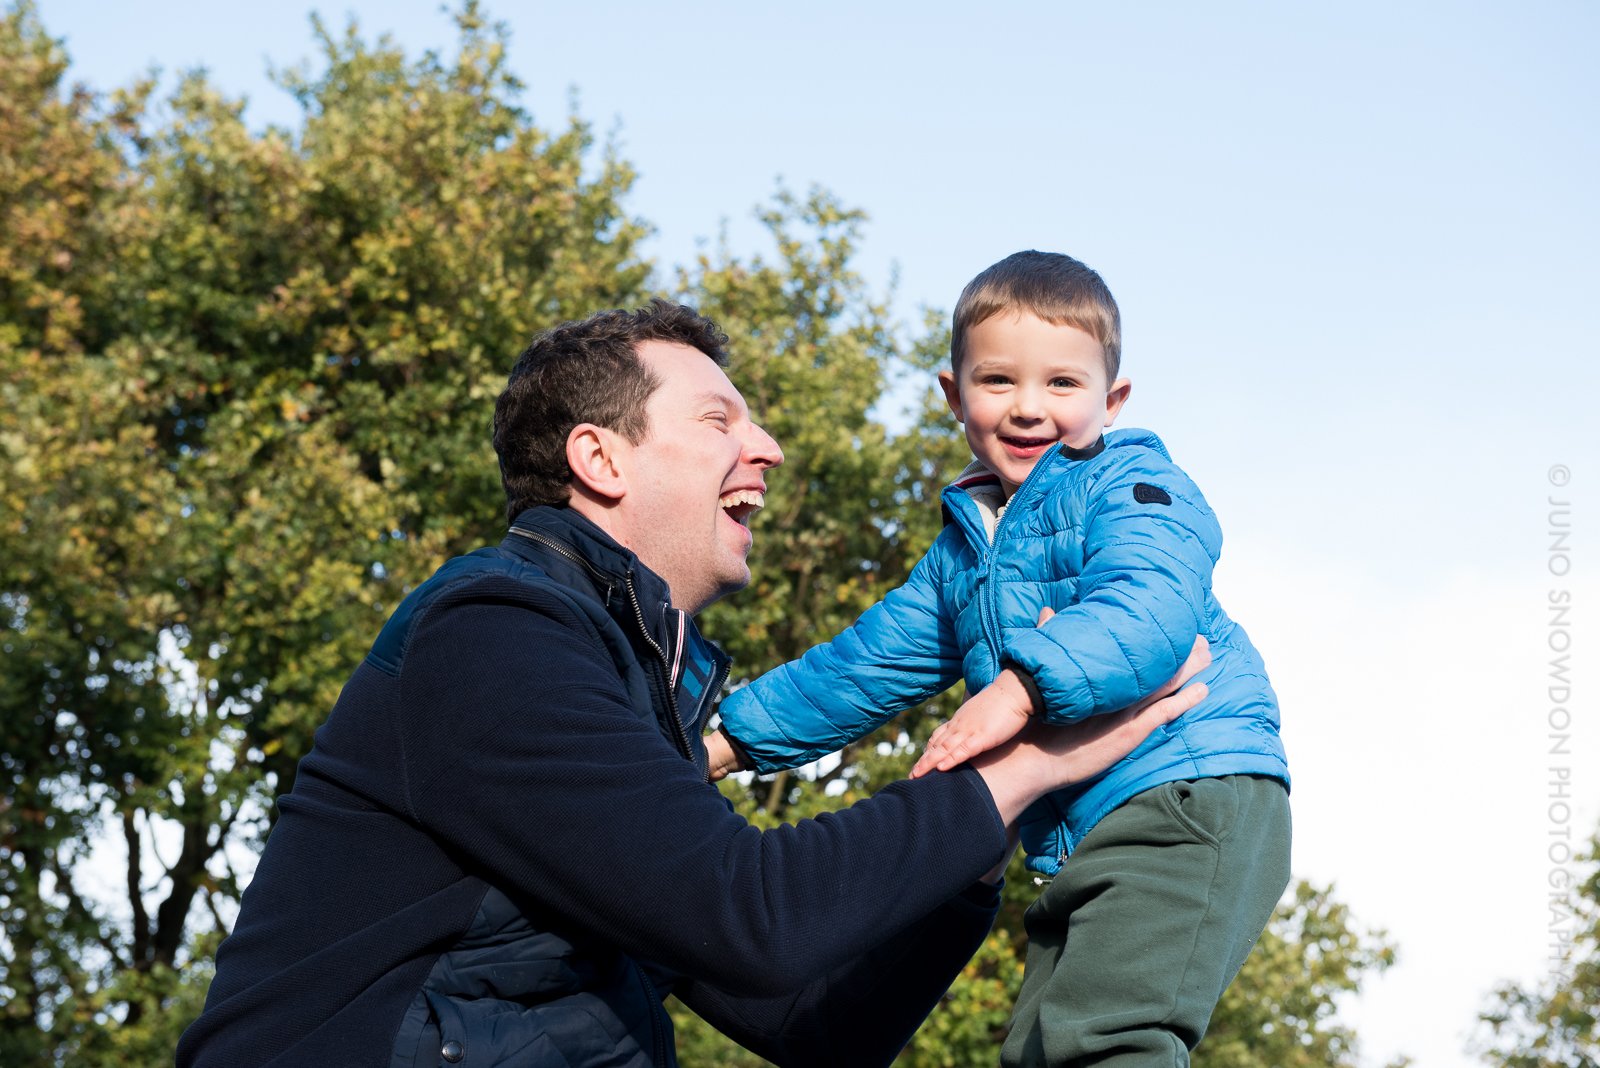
493, 299, 731, 521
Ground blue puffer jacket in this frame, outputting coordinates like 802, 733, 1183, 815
720, 429, 1289, 874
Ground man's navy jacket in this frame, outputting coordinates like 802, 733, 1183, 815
177, 506, 1008, 1067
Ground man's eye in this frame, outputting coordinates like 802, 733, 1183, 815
705, 412, 731, 429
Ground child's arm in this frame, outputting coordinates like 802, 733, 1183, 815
716, 537, 966, 774
1003, 452, 1221, 724
911, 666, 1036, 777
914, 623, 1216, 776
911, 606, 1060, 778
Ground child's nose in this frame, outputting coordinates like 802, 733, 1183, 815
1011, 387, 1044, 419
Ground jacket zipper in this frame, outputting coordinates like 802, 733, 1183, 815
979, 449, 1058, 665
510, 525, 694, 764
633, 962, 669, 1067
976, 452, 1074, 879
707, 657, 731, 719
508, 525, 616, 605
623, 571, 696, 765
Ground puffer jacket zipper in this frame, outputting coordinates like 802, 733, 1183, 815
979, 449, 1059, 666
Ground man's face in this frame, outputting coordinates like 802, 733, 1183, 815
621, 340, 783, 613
938, 312, 1128, 497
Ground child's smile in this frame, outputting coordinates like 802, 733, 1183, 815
939, 312, 1131, 497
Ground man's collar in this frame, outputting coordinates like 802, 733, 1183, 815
503, 505, 674, 608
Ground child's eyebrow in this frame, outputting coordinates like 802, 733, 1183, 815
964, 360, 1011, 375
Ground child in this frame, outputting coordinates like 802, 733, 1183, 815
708, 250, 1290, 1066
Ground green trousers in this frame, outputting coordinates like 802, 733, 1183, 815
1000, 775, 1291, 1068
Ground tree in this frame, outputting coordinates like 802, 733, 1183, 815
1, 3, 646, 1061
1476, 831, 1600, 1068
1, 5, 167, 1060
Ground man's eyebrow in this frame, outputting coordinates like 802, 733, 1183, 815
692, 390, 743, 410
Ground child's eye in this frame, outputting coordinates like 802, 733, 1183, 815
982, 375, 1011, 386
1050, 378, 1077, 389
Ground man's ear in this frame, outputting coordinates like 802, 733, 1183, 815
566, 423, 629, 503
1103, 378, 1132, 428
937, 370, 965, 423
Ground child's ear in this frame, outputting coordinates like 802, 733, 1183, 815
566, 423, 629, 502
1103, 378, 1132, 427
938, 370, 965, 423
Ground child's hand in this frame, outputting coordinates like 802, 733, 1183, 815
912, 669, 1036, 777
704, 726, 747, 782
913, 605, 1057, 778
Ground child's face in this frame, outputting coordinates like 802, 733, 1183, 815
939, 312, 1131, 497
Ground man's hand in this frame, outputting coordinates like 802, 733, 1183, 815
971, 635, 1212, 826
912, 669, 1034, 778
705, 727, 747, 783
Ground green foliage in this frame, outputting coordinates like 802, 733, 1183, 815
1476, 831, 1600, 1068
895, 932, 1025, 1067
1, 3, 645, 1060
687, 188, 969, 819
692, 190, 967, 683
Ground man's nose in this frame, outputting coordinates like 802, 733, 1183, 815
745, 423, 784, 469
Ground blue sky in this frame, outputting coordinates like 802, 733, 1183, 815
43, 2, 1598, 1065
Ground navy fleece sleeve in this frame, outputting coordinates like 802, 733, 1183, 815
394, 585, 1008, 997
675, 881, 999, 1065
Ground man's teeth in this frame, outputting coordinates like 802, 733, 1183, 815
719, 490, 765, 511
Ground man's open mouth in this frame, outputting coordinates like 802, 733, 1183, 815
719, 489, 765, 526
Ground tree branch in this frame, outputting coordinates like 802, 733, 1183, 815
45, 849, 125, 968
122, 807, 150, 964
762, 768, 790, 816
150, 809, 222, 967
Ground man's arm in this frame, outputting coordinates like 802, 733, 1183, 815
395, 580, 1194, 998
679, 660, 1211, 1064
397, 588, 1005, 996
674, 881, 1000, 1067
963, 638, 1210, 820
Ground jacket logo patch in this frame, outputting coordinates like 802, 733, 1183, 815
1133, 483, 1172, 506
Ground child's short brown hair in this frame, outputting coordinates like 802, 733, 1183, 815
951, 251, 1122, 380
